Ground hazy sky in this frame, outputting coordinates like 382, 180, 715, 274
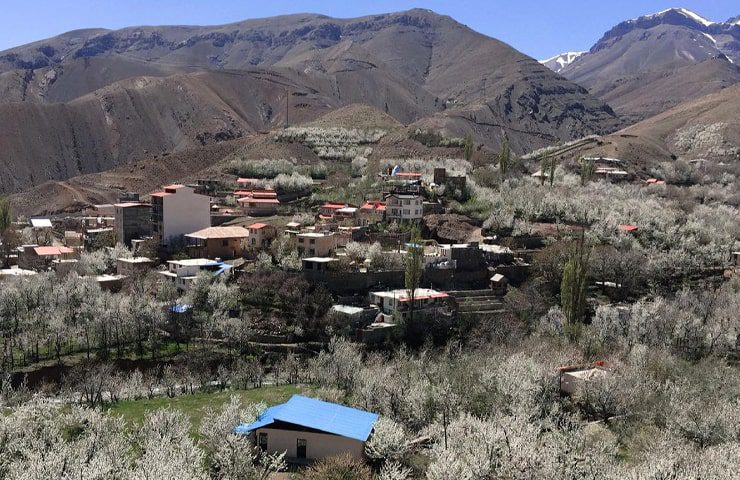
1, 1, 738, 58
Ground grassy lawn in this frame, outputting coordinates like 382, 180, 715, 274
109, 384, 304, 433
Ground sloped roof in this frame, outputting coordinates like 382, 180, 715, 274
234, 395, 378, 441
185, 226, 250, 240
33, 246, 74, 256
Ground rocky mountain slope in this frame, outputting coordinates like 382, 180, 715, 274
559, 83, 740, 167
0, 9, 620, 194
551, 8, 740, 121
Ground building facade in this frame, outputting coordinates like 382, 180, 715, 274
185, 226, 250, 260
385, 194, 423, 223
150, 185, 210, 247
114, 202, 152, 247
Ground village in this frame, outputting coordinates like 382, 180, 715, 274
0, 3, 739, 477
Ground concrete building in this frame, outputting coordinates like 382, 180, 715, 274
114, 202, 152, 247
559, 363, 610, 395
246, 223, 277, 250
116, 257, 155, 276
296, 232, 337, 257
385, 193, 423, 223
18, 245, 76, 270
369, 288, 450, 320
235, 395, 378, 462
238, 196, 280, 216
150, 185, 210, 247
185, 226, 250, 260
158, 258, 233, 291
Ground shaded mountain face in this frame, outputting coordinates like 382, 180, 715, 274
0, 9, 620, 193
553, 8, 740, 121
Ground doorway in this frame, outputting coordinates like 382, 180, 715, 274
296, 438, 307, 459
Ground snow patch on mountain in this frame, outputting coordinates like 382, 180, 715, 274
638, 7, 715, 26
539, 51, 585, 73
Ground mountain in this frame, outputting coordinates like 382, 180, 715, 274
0, 9, 620, 194
557, 83, 740, 167
539, 52, 585, 73
551, 8, 740, 121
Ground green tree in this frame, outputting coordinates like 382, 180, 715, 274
560, 233, 590, 329
404, 228, 424, 325
463, 134, 474, 162
499, 138, 511, 177
580, 158, 595, 186
548, 156, 556, 187
0, 197, 18, 268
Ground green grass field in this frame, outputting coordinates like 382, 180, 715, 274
109, 384, 303, 433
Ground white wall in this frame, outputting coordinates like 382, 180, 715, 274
163, 189, 210, 243
256, 427, 365, 461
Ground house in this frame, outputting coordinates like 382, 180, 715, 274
114, 202, 152, 247
559, 362, 610, 395
433, 168, 467, 191
238, 197, 280, 216
234, 395, 378, 462
302, 256, 338, 274
246, 223, 277, 250
358, 201, 386, 225
94, 274, 127, 292
116, 257, 155, 276
18, 245, 76, 270
158, 258, 233, 291
150, 185, 211, 247
64, 231, 83, 247
319, 203, 349, 220
369, 288, 450, 320
296, 232, 337, 257
385, 193, 423, 223
84, 227, 115, 249
29, 218, 53, 244
185, 226, 250, 260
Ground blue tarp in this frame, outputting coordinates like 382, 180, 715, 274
234, 395, 379, 441
169, 304, 193, 314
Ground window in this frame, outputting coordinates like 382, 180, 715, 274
222, 239, 229, 246
299, 238, 304, 243
309, 239, 315, 244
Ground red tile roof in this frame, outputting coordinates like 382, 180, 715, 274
238, 198, 280, 204
617, 224, 638, 232
150, 192, 172, 198
248, 223, 270, 230
34, 246, 74, 256
322, 203, 347, 210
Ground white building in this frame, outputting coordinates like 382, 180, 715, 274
150, 185, 210, 247
369, 288, 450, 320
385, 193, 423, 223
158, 258, 232, 291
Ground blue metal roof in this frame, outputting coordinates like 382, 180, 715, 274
234, 395, 378, 441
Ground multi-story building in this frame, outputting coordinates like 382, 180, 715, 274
246, 223, 278, 250
114, 202, 152, 247
185, 226, 250, 260
296, 232, 337, 257
358, 201, 386, 225
150, 185, 210, 247
369, 288, 450, 320
385, 193, 423, 223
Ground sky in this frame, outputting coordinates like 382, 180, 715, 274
1, 1, 738, 58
